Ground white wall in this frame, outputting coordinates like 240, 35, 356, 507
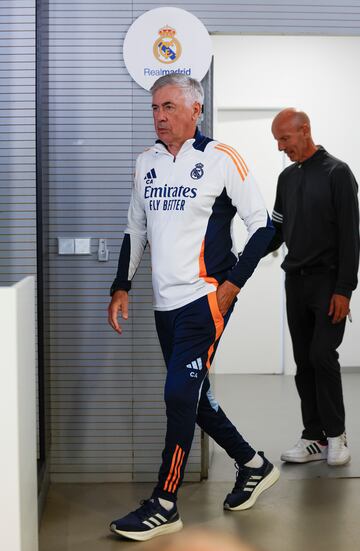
213, 110, 285, 374
0, 278, 38, 551
213, 35, 360, 371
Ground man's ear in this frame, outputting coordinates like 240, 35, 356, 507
302, 123, 311, 138
192, 102, 202, 121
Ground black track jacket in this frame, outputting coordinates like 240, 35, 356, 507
267, 146, 359, 298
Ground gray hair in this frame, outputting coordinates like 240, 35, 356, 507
150, 74, 204, 106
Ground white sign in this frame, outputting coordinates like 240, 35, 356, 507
123, 7, 213, 91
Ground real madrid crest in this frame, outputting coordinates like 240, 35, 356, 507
153, 26, 182, 64
191, 163, 204, 180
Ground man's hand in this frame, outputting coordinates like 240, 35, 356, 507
108, 290, 129, 334
216, 280, 241, 317
328, 293, 350, 324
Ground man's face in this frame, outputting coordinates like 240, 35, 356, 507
152, 85, 200, 146
272, 118, 310, 163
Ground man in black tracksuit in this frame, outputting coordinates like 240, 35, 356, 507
267, 108, 359, 466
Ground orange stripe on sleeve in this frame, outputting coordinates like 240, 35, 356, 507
225, 145, 248, 174
164, 445, 180, 492
238, 151, 249, 173
215, 144, 248, 181
218, 143, 249, 175
215, 144, 245, 181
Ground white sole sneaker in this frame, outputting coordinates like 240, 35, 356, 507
327, 452, 351, 466
280, 449, 327, 463
110, 518, 183, 541
327, 457, 351, 466
327, 433, 351, 466
280, 439, 328, 463
225, 466, 280, 511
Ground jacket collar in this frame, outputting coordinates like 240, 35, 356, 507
154, 128, 206, 157
297, 146, 326, 167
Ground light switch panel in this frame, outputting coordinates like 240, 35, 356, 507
74, 238, 91, 255
58, 238, 75, 255
98, 238, 109, 262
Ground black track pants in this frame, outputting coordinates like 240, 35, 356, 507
285, 272, 346, 439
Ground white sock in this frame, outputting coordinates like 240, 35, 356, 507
158, 498, 174, 511
245, 453, 264, 469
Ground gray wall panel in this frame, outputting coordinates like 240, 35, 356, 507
135, 0, 360, 34
43, 1, 136, 481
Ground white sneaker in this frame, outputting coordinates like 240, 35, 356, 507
281, 438, 328, 463
327, 433, 351, 466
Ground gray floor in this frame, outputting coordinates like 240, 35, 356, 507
209, 374, 360, 481
39, 374, 360, 551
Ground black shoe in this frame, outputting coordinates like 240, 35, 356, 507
224, 451, 280, 511
110, 498, 183, 541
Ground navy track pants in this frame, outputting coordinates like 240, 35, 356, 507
152, 291, 256, 501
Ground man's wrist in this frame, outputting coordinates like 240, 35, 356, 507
110, 279, 131, 296
334, 290, 352, 300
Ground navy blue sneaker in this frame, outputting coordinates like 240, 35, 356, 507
224, 451, 280, 511
110, 498, 183, 541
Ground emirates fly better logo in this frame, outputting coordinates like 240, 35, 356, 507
153, 26, 182, 64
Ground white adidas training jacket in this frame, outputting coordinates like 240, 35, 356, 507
111, 130, 274, 311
